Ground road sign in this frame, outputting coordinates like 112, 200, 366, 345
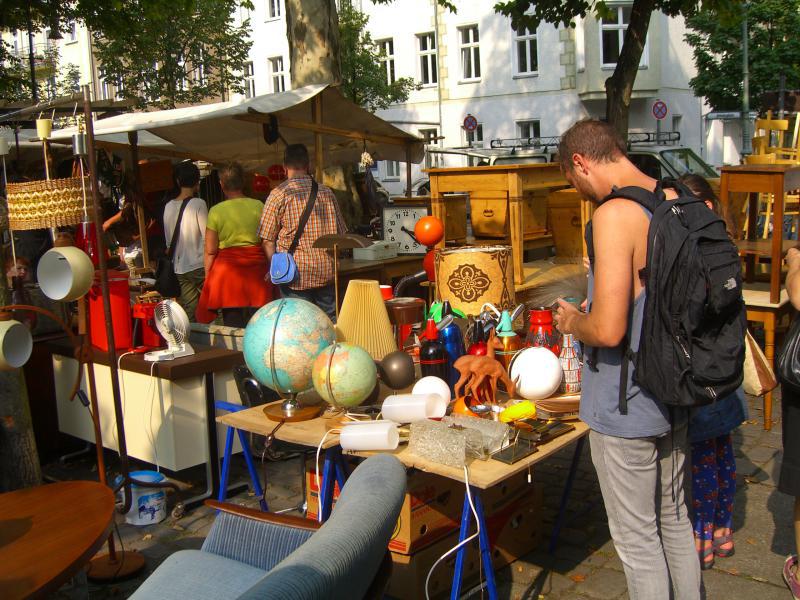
463, 114, 478, 132
652, 100, 668, 121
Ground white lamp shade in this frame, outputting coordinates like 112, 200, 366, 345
412, 375, 452, 403
37, 246, 95, 301
0, 137, 9, 156
509, 347, 563, 400
0, 320, 32, 370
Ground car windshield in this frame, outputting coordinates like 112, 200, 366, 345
659, 149, 717, 178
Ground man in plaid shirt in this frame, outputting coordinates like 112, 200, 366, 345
258, 144, 347, 321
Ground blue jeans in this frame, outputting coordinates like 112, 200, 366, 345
280, 283, 336, 322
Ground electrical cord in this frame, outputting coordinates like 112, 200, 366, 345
425, 465, 480, 600
143, 360, 160, 472
112, 350, 136, 455
314, 428, 341, 523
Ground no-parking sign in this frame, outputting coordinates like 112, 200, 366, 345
463, 114, 478, 132
652, 100, 668, 121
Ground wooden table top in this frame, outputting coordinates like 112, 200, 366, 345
0, 481, 114, 600
218, 403, 589, 490
46, 338, 244, 380
720, 164, 800, 175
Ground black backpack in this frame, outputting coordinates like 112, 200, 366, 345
585, 179, 747, 414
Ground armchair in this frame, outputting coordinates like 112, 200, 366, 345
130, 454, 406, 600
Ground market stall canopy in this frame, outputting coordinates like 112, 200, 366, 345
50, 85, 425, 165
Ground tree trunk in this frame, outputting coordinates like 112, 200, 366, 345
0, 239, 41, 492
604, 0, 656, 138
285, 0, 341, 88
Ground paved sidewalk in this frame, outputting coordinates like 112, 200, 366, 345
51, 392, 793, 599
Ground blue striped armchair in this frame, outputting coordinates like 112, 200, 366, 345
130, 454, 406, 600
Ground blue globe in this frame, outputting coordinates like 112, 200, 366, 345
243, 298, 336, 395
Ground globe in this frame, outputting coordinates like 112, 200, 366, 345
243, 298, 336, 395
312, 343, 378, 408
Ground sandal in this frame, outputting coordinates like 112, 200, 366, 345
713, 531, 735, 558
698, 544, 715, 570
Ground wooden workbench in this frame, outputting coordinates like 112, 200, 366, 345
426, 164, 569, 285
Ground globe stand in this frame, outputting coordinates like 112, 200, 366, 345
281, 394, 301, 418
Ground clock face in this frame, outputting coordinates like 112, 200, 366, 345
382, 205, 430, 254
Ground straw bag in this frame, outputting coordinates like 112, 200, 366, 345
743, 330, 778, 397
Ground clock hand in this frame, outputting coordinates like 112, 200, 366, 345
400, 226, 419, 244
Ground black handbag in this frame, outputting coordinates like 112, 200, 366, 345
155, 199, 190, 298
777, 315, 800, 393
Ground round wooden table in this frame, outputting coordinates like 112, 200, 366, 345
0, 480, 115, 599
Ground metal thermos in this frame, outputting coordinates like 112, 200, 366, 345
439, 301, 465, 394
419, 318, 448, 381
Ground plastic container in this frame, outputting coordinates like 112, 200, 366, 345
125, 470, 167, 526
339, 421, 399, 451
89, 271, 132, 351
382, 393, 447, 423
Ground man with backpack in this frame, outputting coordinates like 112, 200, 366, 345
553, 119, 744, 599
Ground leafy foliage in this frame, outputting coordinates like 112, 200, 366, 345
74, 0, 253, 108
338, 3, 418, 111
685, 0, 800, 111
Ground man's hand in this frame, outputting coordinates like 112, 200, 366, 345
554, 298, 582, 336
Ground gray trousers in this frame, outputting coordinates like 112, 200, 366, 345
590, 420, 703, 600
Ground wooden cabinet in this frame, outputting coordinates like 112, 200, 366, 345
547, 189, 584, 259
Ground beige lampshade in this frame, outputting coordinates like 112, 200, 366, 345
6, 178, 88, 230
336, 279, 397, 360
435, 245, 515, 316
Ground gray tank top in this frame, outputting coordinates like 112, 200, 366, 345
578, 256, 672, 439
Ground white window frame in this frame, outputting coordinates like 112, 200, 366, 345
266, 0, 281, 20
384, 161, 401, 180
516, 120, 541, 140
417, 32, 437, 87
115, 75, 125, 99
269, 56, 286, 93
377, 38, 395, 85
464, 123, 484, 148
97, 68, 111, 101
193, 49, 206, 87
244, 61, 256, 98
67, 20, 78, 43
600, 4, 648, 69
458, 25, 481, 82
513, 24, 538, 77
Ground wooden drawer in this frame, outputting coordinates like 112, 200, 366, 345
471, 198, 508, 237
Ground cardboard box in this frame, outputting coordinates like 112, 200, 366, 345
305, 465, 532, 555
386, 487, 544, 599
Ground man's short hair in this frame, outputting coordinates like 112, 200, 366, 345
175, 160, 200, 188
284, 144, 310, 169
220, 162, 245, 190
558, 119, 627, 173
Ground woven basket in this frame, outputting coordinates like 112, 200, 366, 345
6, 177, 89, 230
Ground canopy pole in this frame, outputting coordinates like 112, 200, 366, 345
128, 131, 151, 272
405, 145, 412, 198
313, 95, 323, 180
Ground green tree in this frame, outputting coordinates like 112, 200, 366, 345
74, 0, 253, 108
338, 3, 418, 111
494, 0, 740, 137
685, 0, 800, 112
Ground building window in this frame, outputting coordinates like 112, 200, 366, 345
269, 56, 286, 93
465, 123, 484, 148
244, 61, 255, 98
193, 49, 206, 86
513, 24, 538, 75
385, 161, 400, 179
115, 76, 125, 99
517, 120, 541, 140
417, 33, 437, 86
67, 20, 78, 42
419, 128, 439, 144
97, 68, 111, 101
267, 0, 281, 19
377, 39, 395, 85
459, 25, 481, 81
601, 5, 634, 67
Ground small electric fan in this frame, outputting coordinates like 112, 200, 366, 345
144, 299, 195, 362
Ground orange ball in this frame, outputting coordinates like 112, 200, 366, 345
414, 216, 445, 247
423, 249, 436, 281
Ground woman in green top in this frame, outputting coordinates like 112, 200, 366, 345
195, 163, 274, 326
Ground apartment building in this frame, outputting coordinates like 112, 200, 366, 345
4, 0, 720, 185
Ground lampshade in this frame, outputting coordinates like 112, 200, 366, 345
36, 118, 53, 140
336, 279, 397, 360
434, 245, 515, 317
37, 246, 94, 301
0, 319, 33, 370
0, 137, 9, 156
6, 178, 88, 230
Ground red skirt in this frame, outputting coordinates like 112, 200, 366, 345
195, 245, 274, 323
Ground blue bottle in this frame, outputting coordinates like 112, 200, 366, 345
439, 301, 465, 395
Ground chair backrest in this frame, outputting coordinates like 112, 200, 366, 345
237, 454, 407, 600
745, 153, 777, 165
755, 111, 790, 149
232, 364, 280, 408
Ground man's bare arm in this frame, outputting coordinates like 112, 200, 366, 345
262, 240, 276, 261
786, 247, 800, 310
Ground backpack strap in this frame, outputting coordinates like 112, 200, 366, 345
618, 336, 635, 415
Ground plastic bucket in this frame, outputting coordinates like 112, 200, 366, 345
125, 470, 167, 526
89, 271, 132, 351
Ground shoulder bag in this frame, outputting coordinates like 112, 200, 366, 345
270, 180, 318, 285
778, 315, 800, 393
155, 198, 190, 298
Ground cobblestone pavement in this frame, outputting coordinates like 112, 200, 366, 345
50, 392, 792, 599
